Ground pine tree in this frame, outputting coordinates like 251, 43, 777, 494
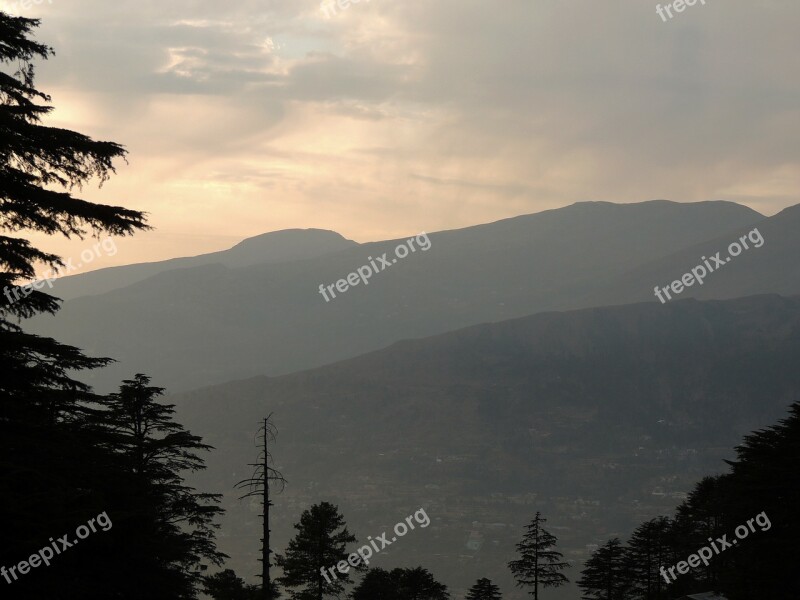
672, 475, 729, 590
593, 401, 800, 600
0, 12, 146, 328
576, 538, 631, 600
204, 569, 262, 600
352, 567, 449, 600
626, 517, 671, 600
465, 577, 503, 600
395, 567, 450, 600
275, 502, 358, 600
508, 512, 570, 599
100, 374, 226, 597
0, 11, 148, 599
350, 567, 398, 600
717, 401, 800, 600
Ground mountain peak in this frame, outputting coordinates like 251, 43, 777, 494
228, 229, 355, 264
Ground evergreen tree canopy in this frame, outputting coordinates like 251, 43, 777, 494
465, 577, 502, 600
591, 401, 800, 600
1, 12, 153, 600
508, 511, 569, 599
350, 568, 397, 600
576, 538, 631, 600
204, 569, 262, 600
98, 374, 226, 596
275, 502, 358, 600
351, 567, 449, 600
0, 9, 146, 435
625, 517, 671, 600
716, 400, 800, 599
0, 12, 147, 324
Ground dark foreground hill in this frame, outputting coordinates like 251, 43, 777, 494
30, 200, 768, 392
173, 294, 800, 599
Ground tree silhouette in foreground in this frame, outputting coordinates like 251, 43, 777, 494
350, 567, 396, 600
589, 400, 800, 600
0, 10, 149, 600
625, 517, 671, 600
576, 538, 631, 600
101, 374, 226, 597
204, 569, 261, 600
352, 567, 450, 600
508, 512, 569, 599
465, 577, 503, 600
275, 502, 358, 600
235, 415, 286, 599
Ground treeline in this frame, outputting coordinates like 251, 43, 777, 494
579, 401, 800, 600
202, 500, 462, 599
1, 363, 225, 600
204, 502, 571, 600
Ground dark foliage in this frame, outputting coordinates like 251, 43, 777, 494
352, 566, 450, 600
587, 400, 800, 600
1, 13, 224, 600
465, 577, 502, 600
508, 511, 569, 599
275, 502, 358, 600
577, 538, 631, 600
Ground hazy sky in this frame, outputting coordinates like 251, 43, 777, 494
7, 0, 800, 270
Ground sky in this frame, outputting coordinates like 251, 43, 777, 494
4, 0, 800, 272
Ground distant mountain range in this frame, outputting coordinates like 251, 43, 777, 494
172, 293, 800, 599
589, 203, 800, 306
30, 199, 789, 393
47, 228, 356, 301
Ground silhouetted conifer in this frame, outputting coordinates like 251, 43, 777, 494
508, 512, 569, 599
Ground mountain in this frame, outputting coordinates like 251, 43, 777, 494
28, 200, 769, 392
46, 228, 357, 301
172, 294, 800, 599
589, 203, 800, 306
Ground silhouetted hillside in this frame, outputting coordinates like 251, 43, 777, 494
173, 294, 800, 599
30, 200, 767, 392
593, 203, 800, 305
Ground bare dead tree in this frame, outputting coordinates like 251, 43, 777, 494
235, 414, 287, 599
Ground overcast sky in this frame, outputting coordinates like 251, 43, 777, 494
7, 0, 800, 269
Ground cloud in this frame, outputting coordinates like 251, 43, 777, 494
13, 0, 800, 265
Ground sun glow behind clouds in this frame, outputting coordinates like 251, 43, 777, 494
21, 0, 800, 269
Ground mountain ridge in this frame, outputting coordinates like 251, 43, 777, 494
29, 199, 771, 392
47, 228, 357, 301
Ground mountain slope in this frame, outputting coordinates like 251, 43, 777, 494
173, 294, 800, 599
29, 200, 766, 391
591, 203, 800, 305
